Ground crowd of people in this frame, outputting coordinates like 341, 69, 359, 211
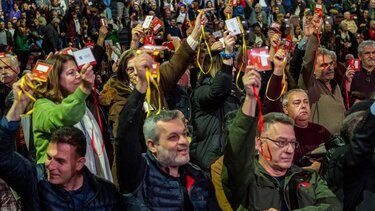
1, 0, 375, 210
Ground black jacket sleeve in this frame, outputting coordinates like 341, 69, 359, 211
194, 63, 233, 112
116, 89, 147, 194
0, 118, 38, 200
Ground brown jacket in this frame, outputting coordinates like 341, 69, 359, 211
100, 40, 195, 137
299, 34, 346, 135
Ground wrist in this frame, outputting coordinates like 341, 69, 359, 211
190, 29, 200, 41
224, 48, 233, 54
79, 85, 92, 95
273, 66, 283, 74
220, 51, 236, 59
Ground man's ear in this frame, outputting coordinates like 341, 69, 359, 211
75, 157, 86, 172
283, 106, 288, 115
147, 139, 157, 155
255, 137, 262, 151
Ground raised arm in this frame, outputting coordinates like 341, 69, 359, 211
301, 14, 323, 89
159, 12, 208, 94
223, 67, 260, 208
0, 74, 38, 201
116, 52, 153, 194
263, 49, 287, 114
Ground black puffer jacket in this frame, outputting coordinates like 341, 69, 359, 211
190, 63, 243, 171
0, 119, 121, 211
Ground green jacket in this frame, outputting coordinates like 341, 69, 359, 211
32, 88, 88, 163
222, 110, 342, 211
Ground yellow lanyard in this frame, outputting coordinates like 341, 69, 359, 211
18, 75, 36, 116
234, 17, 247, 90
196, 12, 213, 75
265, 58, 287, 101
145, 67, 162, 118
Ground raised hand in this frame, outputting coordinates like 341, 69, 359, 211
243, 66, 262, 97
79, 63, 95, 94
210, 41, 224, 51
132, 24, 144, 42
270, 33, 280, 48
272, 49, 287, 75
223, 30, 235, 53
133, 52, 154, 93
190, 12, 208, 41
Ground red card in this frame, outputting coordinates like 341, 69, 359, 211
282, 38, 292, 51
33, 60, 53, 82
61, 47, 74, 55
247, 47, 272, 71
229, 0, 238, 6
314, 3, 323, 16
143, 35, 156, 45
100, 18, 107, 27
151, 17, 164, 34
348, 59, 361, 71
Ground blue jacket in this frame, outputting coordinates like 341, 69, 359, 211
0, 117, 121, 211
117, 89, 212, 210
123, 152, 209, 210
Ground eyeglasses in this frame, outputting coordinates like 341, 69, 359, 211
261, 137, 299, 149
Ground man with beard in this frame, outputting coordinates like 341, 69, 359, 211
116, 52, 210, 210
345, 40, 375, 99
299, 14, 346, 135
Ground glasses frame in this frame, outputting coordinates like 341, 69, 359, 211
260, 136, 299, 149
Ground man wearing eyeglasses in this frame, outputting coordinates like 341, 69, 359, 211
222, 66, 342, 210
344, 40, 375, 100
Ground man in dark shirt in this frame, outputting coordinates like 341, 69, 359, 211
345, 40, 375, 98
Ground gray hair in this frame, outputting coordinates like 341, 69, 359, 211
6, 54, 19, 67
281, 89, 307, 107
358, 40, 375, 56
318, 47, 333, 58
143, 110, 181, 144
257, 112, 294, 136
